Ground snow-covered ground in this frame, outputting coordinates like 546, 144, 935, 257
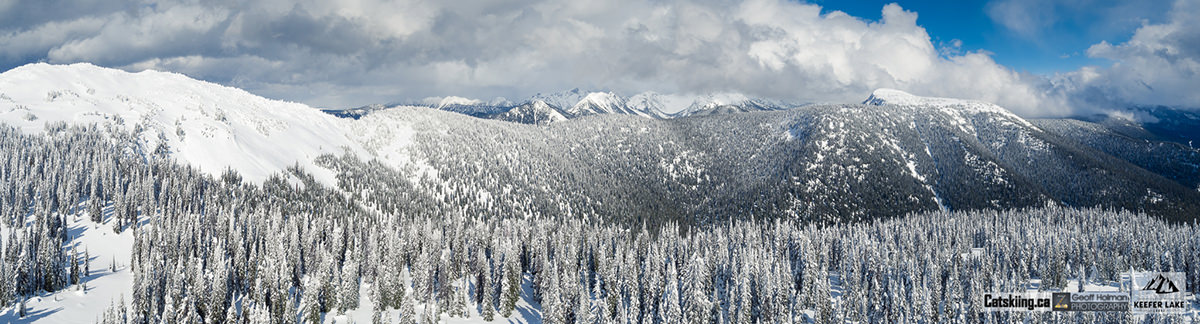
330, 275, 543, 324
0, 204, 135, 324
2, 64, 1197, 323
0, 200, 543, 324
863, 88, 1036, 129
0, 63, 368, 187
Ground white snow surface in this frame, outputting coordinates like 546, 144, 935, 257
433, 96, 485, 108
680, 92, 753, 114
863, 88, 996, 108
624, 92, 676, 118
0, 205, 136, 324
567, 92, 626, 116
540, 89, 765, 117
333, 274, 543, 324
0, 63, 391, 186
863, 88, 1035, 128
531, 88, 589, 112
511, 100, 569, 123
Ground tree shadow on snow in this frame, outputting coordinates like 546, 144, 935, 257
509, 274, 543, 324
0, 305, 62, 323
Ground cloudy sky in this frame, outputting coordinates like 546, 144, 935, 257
1, 0, 1196, 116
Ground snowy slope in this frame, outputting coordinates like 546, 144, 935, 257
863, 88, 1034, 127
531, 88, 589, 112
424, 96, 516, 117
680, 93, 752, 115
566, 92, 626, 117
0, 63, 378, 186
671, 93, 788, 117
374, 90, 793, 124
485, 100, 568, 126
625, 92, 675, 118
566, 91, 673, 118
0, 204, 135, 324
432, 96, 484, 108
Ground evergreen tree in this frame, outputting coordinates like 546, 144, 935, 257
663, 260, 682, 324
591, 276, 607, 324
225, 301, 240, 324
84, 248, 91, 281
500, 247, 520, 317
575, 276, 593, 324
70, 245, 81, 289
399, 285, 417, 324
372, 308, 387, 324
301, 278, 323, 324
88, 196, 103, 224
339, 255, 361, 313
480, 264, 496, 321
421, 298, 438, 324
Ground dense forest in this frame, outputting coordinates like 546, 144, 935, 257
346, 105, 1200, 225
1, 123, 1197, 323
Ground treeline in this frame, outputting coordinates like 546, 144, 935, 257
104, 194, 1200, 323
1, 122, 1198, 324
352, 106, 1200, 226
1032, 118, 1200, 191
0, 121, 173, 310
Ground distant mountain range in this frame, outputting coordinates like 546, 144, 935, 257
3, 63, 1197, 223
322, 88, 796, 124
315, 88, 1200, 223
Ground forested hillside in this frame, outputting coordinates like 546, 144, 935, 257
1033, 118, 1200, 191
331, 103, 1200, 225
2, 64, 1199, 323
2, 124, 1197, 324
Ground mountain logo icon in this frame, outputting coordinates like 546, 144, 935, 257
1141, 274, 1180, 294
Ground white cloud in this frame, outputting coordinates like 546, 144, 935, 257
0, 0, 1194, 115
1049, 0, 1200, 111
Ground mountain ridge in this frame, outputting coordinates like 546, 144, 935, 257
0, 62, 369, 185
2, 63, 1197, 222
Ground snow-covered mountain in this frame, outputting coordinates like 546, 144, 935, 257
334, 89, 798, 124
531, 88, 589, 112
864, 88, 1029, 119
2, 63, 1195, 220
1075, 106, 1200, 146
484, 99, 568, 126
3, 64, 1200, 324
672, 92, 788, 117
623, 92, 673, 119
680, 92, 750, 113
0, 63, 371, 186
565, 91, 668, 118
322, 88, 1198, 222
321, 103, 389, 119
429, 95, 484, 108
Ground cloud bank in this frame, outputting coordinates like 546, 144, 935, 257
1047, 0, 1200, 112
0, 0, 1196, 115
